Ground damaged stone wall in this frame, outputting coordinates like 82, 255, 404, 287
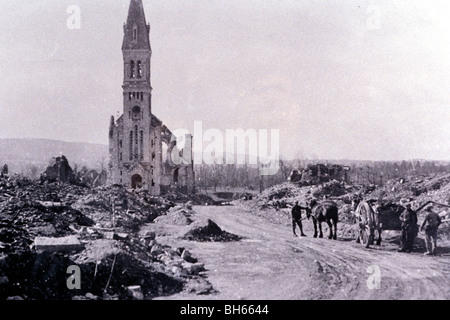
41, 156, 77, 184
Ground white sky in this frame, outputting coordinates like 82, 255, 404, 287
0, 0, 449, 161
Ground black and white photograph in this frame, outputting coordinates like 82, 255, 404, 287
0, 0, 449, 305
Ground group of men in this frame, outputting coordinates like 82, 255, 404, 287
291, 199, 443, 255
399, 203, 442, 255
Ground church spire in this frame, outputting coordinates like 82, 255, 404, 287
122, 0, 151, 51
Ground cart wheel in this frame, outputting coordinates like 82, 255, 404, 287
360, 226, 374, 248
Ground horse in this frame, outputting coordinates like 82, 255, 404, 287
306, 199, 339, 240
351, 197, 382, 247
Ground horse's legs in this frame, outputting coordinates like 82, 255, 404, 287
313, 218, 318, 238
326, 219, 333, 239
333, 219, 338, 240
318, 222, 323, 238
376, 228, 382, 246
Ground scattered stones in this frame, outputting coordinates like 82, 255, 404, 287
127, 285, 144, 300
150, 243, 164, 256
143, 231, 156, 240
85, 292, 99, 300
34, 235, 83, 253
113, 233, 129, 240
181, 249, 198, 263
182, 262, 205, 275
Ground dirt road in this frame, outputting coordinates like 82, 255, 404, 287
156, 205, 450, 300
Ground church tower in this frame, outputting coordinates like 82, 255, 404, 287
109, 0, 160, 194
108, 0, 195, 195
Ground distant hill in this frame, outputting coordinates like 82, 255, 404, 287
0, 138, 108, 175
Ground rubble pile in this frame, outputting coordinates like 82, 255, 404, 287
163, 188, 215, 205
182, 219, 241, 242
154, 203, 195, 226
369, 173, 450, 204
311, 180, 348, 198
0, 170, 215, 300
243, 172, 450, 241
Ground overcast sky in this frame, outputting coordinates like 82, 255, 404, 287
0, 0, 449, 161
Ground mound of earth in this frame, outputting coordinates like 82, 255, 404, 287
312, 180, 348, 198
182, 219, 241, 242
154, 204, 194, 226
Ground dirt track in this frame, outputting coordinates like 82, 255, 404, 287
156, 205, 450, 300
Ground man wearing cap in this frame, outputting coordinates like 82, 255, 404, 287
291, 201, 307, 237
398, 202, 418, 252
420, 207, 442, 255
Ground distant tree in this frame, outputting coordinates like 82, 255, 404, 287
1, 164, 8, 175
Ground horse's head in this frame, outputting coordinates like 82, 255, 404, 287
306, 199, 317, 219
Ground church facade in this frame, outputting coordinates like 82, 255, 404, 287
108, 0, 194, 195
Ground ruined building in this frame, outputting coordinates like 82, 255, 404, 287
108, 0, 194, 195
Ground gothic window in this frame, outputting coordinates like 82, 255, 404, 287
119, 140, 122, 148
141, 92, 144, 101
140, 130, 144, 160
133, 24, 138, 41
129, 131, 133, 160
137, 61, 142, 78
130, 61, 135, 78
119, 153, 122, 161
134, 125, 139, 160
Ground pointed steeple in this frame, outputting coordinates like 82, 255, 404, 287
122, 0, 151, 51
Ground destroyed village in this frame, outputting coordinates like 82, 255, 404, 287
1, 0, 450, 301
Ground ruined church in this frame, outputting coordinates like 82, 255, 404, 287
108, 0, 194, 195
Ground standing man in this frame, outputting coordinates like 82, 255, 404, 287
398, 203, 418, 252
292, 201, 307, 237
421, 207, 442, 256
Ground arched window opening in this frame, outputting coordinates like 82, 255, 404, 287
130, 61, 136, 78
133, 24, 138, 41
173, 168, 179, 184
137, 61, 142, 78
131, 174, 142, 189
132, 106, 141, 120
